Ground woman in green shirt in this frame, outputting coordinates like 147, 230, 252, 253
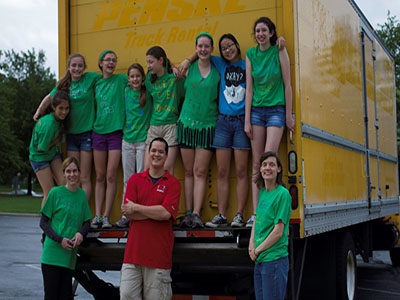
248, 151, 292, 299
244, 17, 294, 228
40, 157, 92, 299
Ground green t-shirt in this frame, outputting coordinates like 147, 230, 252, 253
179, 61, 219, 129
29, 113, 61, 162
246, 44, 285, 107
40, 185, 92, 270
145, 72, 184, 126
93, 73, 128, 134
123, 87, 152, 143
254, 184, 292, 263
50, 72, 100, 134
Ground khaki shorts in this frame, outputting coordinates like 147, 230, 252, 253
146, 124, 178, 146
120, 263, 172, 300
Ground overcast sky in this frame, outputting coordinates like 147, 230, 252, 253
0, 0, 398, 77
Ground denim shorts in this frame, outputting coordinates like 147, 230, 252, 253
212, 114, 250, 150
251, 105, 286, 127
30, 152, 62, 173
66, 131, 92, 152
92, 130, 122, 151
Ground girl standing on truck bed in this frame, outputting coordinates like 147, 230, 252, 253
33, 53, 100, 202
245, 17, 294, 228
144, 46, 184, 175
177, 32, 219, 229
115, 63, 151, 228
91, 50, 127, 229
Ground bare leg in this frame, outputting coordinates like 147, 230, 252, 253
180, 148, 195, 212
93, 149, 107, 216
250, 125, 267, 214
215, 149, 231, 216
234, 149, 249, 214
103, 149, 121, 217
50, 158, 65, 186
36, 167, 55, 207
192, 149, 213, 215
165, 146, 179, 175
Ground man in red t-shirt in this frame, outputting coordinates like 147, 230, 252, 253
120, 137, 181, 299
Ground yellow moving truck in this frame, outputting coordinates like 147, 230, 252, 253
59, 0, 399, 299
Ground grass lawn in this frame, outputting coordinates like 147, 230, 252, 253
0, 193, 42, 214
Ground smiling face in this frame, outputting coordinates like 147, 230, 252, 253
53, 100, 70, 121
68, 56, 85, 81
196, 36, 213, 61
149, 140, 168, 170
99, 52, 117, 77
64, 162, 80, 187
128, 67, 144, 91
220, 38, 240, 63
260, 156, 281, 183
254, 22, 274, 47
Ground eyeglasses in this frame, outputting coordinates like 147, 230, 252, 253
102, 58, 117, 63
221, 43, 235, 53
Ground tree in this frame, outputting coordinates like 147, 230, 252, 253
0, 49, 56, 187
375, 12, 400, 146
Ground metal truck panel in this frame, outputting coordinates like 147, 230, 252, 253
58, 0, 398, 239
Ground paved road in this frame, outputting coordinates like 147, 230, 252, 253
0, 215, 119, 300
1, 215, 400, 299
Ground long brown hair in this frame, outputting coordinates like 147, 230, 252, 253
127, 63, 147, 107
145, 46, 172, 84
254, 151, 284, 189
57, 53, 87, 91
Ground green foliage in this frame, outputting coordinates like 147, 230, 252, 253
0, 49, 56, 184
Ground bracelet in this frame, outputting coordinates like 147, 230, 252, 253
185, 58, 191, 63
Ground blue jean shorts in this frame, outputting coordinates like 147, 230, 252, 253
212, 114, 250, 150
251, 105, 286, 127
66, 131, 92, 152
30, 152, 62, 173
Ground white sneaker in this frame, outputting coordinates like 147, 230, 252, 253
246, 214, 256, 228
102, 216, 112, 229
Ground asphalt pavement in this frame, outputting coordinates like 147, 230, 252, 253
0, 215, 119, 300
1, 215, 400, 299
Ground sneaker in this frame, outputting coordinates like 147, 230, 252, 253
205, 214, 228, 228
115, 216, 129, 228
180, 214, 193, 228
246, 214, 256, 228
191, 213, 204, 228
231, 212, 245, 228
91, 216, 102, 229
102, 216, 112, 229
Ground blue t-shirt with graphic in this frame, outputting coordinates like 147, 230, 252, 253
211, 56, 246, 115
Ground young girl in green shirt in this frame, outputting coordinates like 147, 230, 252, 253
144, 46, 184, 175
245, 17, 294, 228
29, 90, 71, 206
116, 63, 151, 228
91, 50, 128, 229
